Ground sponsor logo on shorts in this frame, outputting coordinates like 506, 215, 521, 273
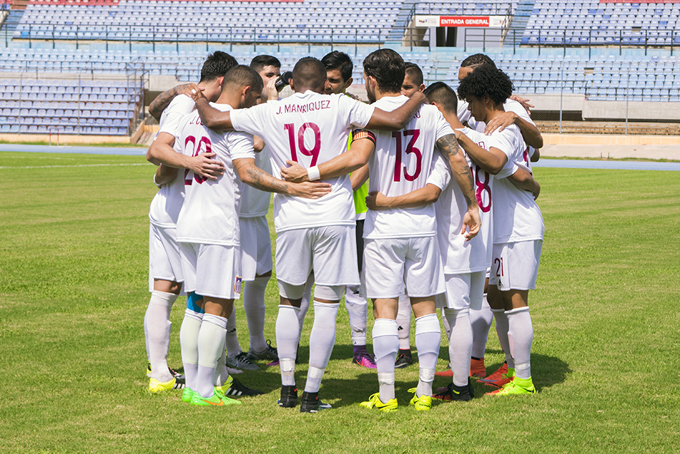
234, 276, 243, 294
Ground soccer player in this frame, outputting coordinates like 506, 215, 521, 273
321, 50, 376, 369
456, 54, 544, 380
144, 51, 237, 393
457, 65, 543, 395
190, 56, 427, 412
281, 49, 480, 412
172, 65, 331, 406
393, 61, 427, 370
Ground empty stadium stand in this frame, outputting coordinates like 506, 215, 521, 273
0, 77, 143, 134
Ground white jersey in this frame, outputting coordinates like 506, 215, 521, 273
488, 124, 544, 244
230, 90, 375, 233
239, 144, 272, 218
364, 96, 454, 239
175, 103, 255, 246
148, 94, 194, 228
460, 98, 536, 166
427, 127, 499, 274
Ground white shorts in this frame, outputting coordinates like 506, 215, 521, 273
149, 223, 183, 292
489, 240, 542, 291
275, 225, 359, 287
363, 236, 445, 299
437, 271, 486, 310
239, 216, 273, 281
179, 242, 242, 300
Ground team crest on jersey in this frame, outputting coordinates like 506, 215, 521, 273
234, 276, 243, 294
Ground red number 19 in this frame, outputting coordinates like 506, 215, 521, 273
284, 122, 321, 167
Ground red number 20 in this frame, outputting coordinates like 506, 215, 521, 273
183, 135, 212, 186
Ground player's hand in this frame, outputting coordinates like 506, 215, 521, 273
184, 83, 206, 102
484, 111, 518, 135
531, 181, 541, 200
187, 152, 225, 180
263, 78, 279, 102
280, 160, 309, 183
366, 191, 390, 210
510, 95, 534, 114
289, 181, 332, 199
461, 205, 481, 241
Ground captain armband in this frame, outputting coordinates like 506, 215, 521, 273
351, 129, 376, 145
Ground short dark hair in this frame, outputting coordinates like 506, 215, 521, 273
460, 53, 497, 70
457, 65, 514, 106
200, 51, 239, 83
250, 55, 282, 73
223, 65, 264, 93
291, 57, 327, 90
322, 51, 353, 82
423, 82, 458, 114
404, 62, 423, 86
363, 49, 405, 94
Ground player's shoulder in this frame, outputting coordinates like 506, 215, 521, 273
503, 99, 533, 122
167, 94, 195, 113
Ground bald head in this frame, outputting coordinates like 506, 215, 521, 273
291, 57, 327, 93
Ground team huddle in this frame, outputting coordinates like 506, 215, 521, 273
142, 48, 545, 412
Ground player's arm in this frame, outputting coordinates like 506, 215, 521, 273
365, 91, 427, 130
234, 158, 331, 199
483, 111, 543, 149
509, 167, 540, 200
253, 136, 265, 153
190, 91, 234, 130
455, 131, 508, 175
530, 148, 540, 162
154, 164, 179, 187
148, 83, 200, 122
147, 132, 225, 180
436, 133, 481, 240
280, 132, 376, 183
350, 163, 369, 191
366, 184, 441, 211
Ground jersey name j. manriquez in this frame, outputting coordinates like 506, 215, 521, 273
230, 90, 375, 233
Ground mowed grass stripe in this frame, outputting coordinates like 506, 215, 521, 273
0, 153, 678, 453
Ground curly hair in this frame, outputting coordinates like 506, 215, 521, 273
457, 64, 514, 106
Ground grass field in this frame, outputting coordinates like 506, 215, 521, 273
1, 151, 678, 453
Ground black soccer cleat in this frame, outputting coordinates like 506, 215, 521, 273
433, 381, 473, 402
300, 391, 332, 413
278, 385, 298, 408
221, 376, 263, 397
394, 349, 413, 369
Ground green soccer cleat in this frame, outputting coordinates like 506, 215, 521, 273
182, 387, 196, 403
190, 389, 242, 407
359, 393, 398, 413
490, 377, 536, 396
408, 388, 432, 411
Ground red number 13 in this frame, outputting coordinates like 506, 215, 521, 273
392, 129, 421, 182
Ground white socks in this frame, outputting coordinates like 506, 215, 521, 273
470, 294, 493, 359
305, 301, 339, 393
373, 318, 399, 402
179, 308, 203, 392
297, 273, 314, 338
276, 305, 301, 386
144, 290, 178, 382
396, 294, 412, 350
196, 314, 228, 398
414, 313, 440, 397
491, 308, 514, 369
214, 345, 229, 388
506, 307, 533, 379
444, 308, 472, 387
243, 276, 270, 353
225, 310, 242, 358
344, 285, 368, 346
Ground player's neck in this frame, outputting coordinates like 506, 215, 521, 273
443, 111, 463, 129
374, 88, 401, 101
215, 92, 240, 110
486, 107, 505, 123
